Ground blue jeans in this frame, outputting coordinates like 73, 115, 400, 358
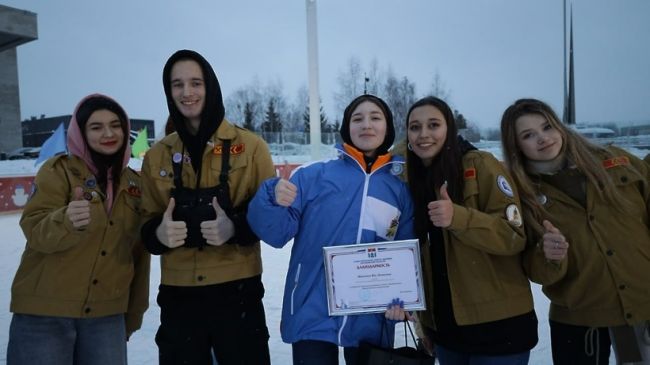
7, 313, 127, 365
436, 345, 530, 365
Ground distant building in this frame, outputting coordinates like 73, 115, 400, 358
572, 125, 616, 139
0, 5, 38, 153
22, 115, 155, 147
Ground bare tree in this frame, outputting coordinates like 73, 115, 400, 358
429, 70, 452, 101
224, 77, 264, 130
287, 85, 309, 133
364, 58, 383, 95
382, 68, 416, 141
333, 56, 363, 116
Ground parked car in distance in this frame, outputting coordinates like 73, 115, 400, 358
7, 147, 41, 160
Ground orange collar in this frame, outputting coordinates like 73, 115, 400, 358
342, 143, 392, 173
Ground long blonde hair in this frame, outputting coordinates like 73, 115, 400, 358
500, 98, 623, 235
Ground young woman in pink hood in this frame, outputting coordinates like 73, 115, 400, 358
7, 94, 150, 365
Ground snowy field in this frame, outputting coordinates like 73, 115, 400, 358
0, 141, 641, 364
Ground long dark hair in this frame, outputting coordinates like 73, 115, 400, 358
405, 96, 464, 238
75, 96, 129, 194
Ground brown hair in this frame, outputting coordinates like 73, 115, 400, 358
500, 98, 624, 234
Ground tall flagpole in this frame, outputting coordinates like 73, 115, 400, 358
306, 0, 321, 160
568, 5, 575, 125
562, 0, 568, 124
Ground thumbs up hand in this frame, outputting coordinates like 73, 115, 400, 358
67, 187, 91, 229
427, 182, 454, 228
542, 220, 569, 261
275, 178, 297, 207
200, 197, 235, 246
156, 198, 187, 248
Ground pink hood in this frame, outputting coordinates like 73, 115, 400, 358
67, 93, 132, 213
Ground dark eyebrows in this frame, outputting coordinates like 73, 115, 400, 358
171, 77, 203, 84
87, 118, 120, 127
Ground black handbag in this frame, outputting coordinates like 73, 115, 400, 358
358, 320, 434, 365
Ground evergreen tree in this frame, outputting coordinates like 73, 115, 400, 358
303, 103, 330, 143
264, 98, 282, 143
454, 109, 467, 129
243, 102, 255, 131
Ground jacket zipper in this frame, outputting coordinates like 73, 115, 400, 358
338, 315, 348, 345
290, 263, 302, 315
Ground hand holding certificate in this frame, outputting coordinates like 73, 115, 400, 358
323, 239, 426, 316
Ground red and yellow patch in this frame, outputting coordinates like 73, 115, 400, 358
127, 186, 142, 197
213, 143, 245, 155
464, 168, 476, 179
602, 156, 629, 169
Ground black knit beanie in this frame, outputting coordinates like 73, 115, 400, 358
340, 94, 395, 155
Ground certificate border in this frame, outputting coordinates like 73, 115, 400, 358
322, 239, 426, 316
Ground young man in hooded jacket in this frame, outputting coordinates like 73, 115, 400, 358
140, 49, 274, 365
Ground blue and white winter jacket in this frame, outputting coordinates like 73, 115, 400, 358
248, 144, 414, 347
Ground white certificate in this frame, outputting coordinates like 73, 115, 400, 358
323, 239, 426, 316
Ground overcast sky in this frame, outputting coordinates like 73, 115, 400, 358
5, 0, 650, 135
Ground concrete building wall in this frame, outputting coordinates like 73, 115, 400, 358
0, 5, 37, 153
0, 48, 22, 152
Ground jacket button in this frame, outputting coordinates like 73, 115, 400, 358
589, 215, 595, 221
197, 276, 204, 281
626, 313, 633, 319
606, 249, 614, 256
621, 176, 628, 183
619, 284, 626, 290
85, 308, 91, 314
109, 221, 114, 225
101, 251, 107, 256
93, 279, 98, 285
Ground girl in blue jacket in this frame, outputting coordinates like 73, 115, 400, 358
248, 94, 414, 364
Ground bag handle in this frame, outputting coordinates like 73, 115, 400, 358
379, 317, 419, 350
403, 320, 419, 348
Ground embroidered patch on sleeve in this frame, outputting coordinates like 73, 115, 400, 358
505, 204, 523, 227
213, 144, 245, 155
497, 175, 514, 198
602, 156, 630, 169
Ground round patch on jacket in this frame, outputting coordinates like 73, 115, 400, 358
537, 194, 548, 205
496, 175, 514, 198
390, 164, 403, 176
505, 204, 522, 227
172, 152, 183, 164
84, 177, 96, 188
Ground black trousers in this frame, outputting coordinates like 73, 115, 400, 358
550, 320, 611, 365
155, 275, 271, 365
292, 340, 359, 365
